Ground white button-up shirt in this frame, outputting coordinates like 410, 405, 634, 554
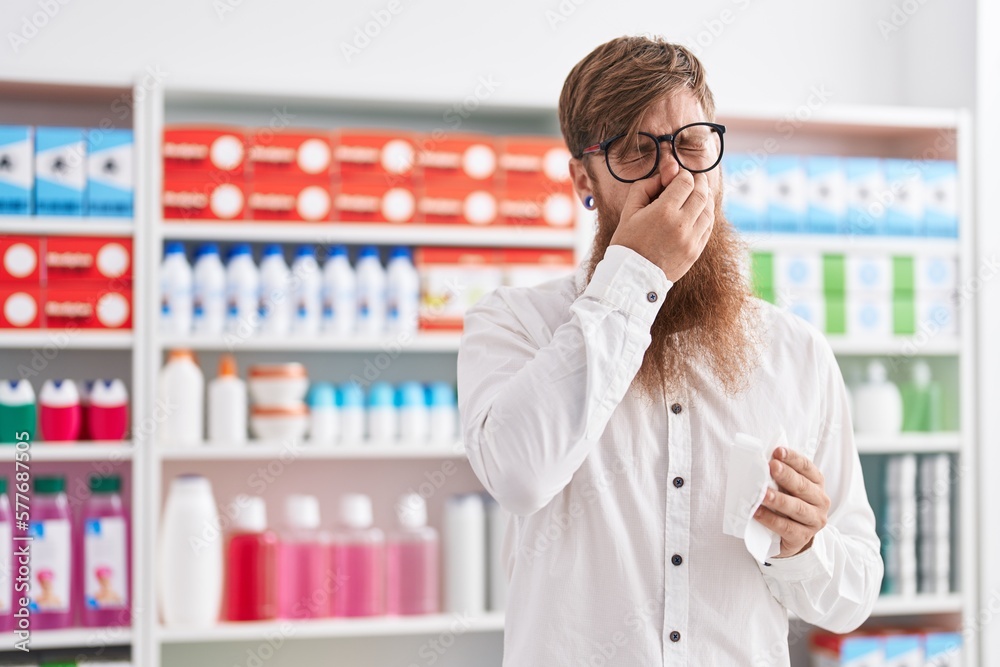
458, 245, 883, 667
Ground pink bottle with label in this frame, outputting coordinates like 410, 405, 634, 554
0, 477, 12, 631
30, 476, 74, 629
331, 494, 384, 617
278, 495, 332, 619
77, 474, 131, 627
387, 493, 439, 616
38, 380, 81, 442
86, 379, 129, 442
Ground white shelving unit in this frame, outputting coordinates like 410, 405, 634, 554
0, 331, 134, 350
0, 443, 134, 462
156, 442, 465, 461
0, 627, 133, 651
158, 333, 464, 353
0, 216, 135, 237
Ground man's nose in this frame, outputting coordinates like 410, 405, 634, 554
658, 145, 681, 181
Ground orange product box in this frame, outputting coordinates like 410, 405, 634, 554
163, 126, 247, 175
0, 287, 42, 329
334, 176, 417, 224
44, 284, 132, 330
248, 130, 335, 180
163, 176, 247, 221
501, 249, 576, 288
498, 183, 577, 228
418, 181, 498, 226
248, 179, 333, 222
1, 236, 41, 284
416, 133, 498, 185
498, 136, 572, 189
415, 247, 503, 330
44, 237, 133, 285
333, 129, 418, 181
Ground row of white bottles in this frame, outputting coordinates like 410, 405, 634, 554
160, 242, 420, 337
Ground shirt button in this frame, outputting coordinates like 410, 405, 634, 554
673, 476, 684, 488
671, 403, 682, 414
647, 291, 658, 303
670, 631, 681, 642
671, 554, 683, 566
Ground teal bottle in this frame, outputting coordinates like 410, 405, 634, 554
0, 380, 36, 444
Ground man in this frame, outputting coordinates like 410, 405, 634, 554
457, 36, 882, 666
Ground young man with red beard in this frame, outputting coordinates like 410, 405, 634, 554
457, 36, 882, 666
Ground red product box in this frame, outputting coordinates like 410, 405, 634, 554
44, 237, 133, 284
248, 179, 333, 222
0, 236, 41, 284
417, 134, 498, 185
44, 285, 132, 330
498, 184, 577, 228
501, 249, 576, 288
0, 287, 42, 329
498, 136, 573, 190
248, 130, 335, 180
418, 181, 498, 226
163, 176, 247, 221
333, 130, 418, 181
415, 247, 503, 330
334, 176, 417, 224
163, 126, 247, 175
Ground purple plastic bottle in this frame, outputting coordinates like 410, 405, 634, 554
0, 477, 12, 631
78, 475, 130, 627
29, 476, 73, 629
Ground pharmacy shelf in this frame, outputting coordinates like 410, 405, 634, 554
826, 336, 960, 356
159, 220, 577, 249
0, 216, 134, 237
0, 330, 133, 350
157, 612, 504, 644
0, 442, 133, 462
741, 232, 960, 256
855, 432, 961, 454
0, 626, 133, 651
156, 333, 463, 353
156, 441, 465, 461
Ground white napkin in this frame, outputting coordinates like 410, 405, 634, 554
722, 429, 785, 564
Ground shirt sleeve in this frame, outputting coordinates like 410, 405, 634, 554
458, 245, 673, 516
755, 340, 884, 634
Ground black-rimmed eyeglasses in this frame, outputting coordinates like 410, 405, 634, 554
580, 122, 726, 183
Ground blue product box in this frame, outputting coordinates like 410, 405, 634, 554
0, 125, 34, 215
846, 157, 886, 236
806, 156, 846, 235
884, 632, 923, 667
86, 128, 134, 218
922, 161, 959, 238
884, 159, 924, 237
766, 155, 807, 234
924, 631, 962, 666
722, 153, 767, 233
35, 126, 87, 216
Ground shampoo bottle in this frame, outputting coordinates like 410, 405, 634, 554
331, 494, 384, 617
224, 496, 278, 621
208, 354, 247, 445
386, 493, 438, 616
901, 360, 943, 432
79, 474, 131, 627
852, 360, 903, 436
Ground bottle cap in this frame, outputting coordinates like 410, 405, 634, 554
368, 382, 395, 408
338, 383, 364, 408
396, 382, 426, 408
389, 246, 411, 260
90, 475, 121, 494
339, 493, 373, 529
295, 245, 316, 259
39, 379, 80, 407
358, 245, 379, 259
912, 360, 932, 387
218, 354, 239, 378
396, 493, 427, 529
195, 242, 220, 258
867, 360, 888, 384
34, 476, 66, 494
168, 349, 196, 363
307, 382, 337, 408
89, 379, 128, 407
234, 496, 267, 532
285, 494, 320, 530
0, 379, 34, 404
328, 244, 348, 258
262, 243, 284, 258
171, 474, 213, 494
164, 241, 186, 256
228, 243, 252, 259
427, 382, 456, 407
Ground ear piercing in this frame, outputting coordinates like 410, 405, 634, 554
584, 195, 596, 210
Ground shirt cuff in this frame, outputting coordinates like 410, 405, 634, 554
583, 245, 673, 325
758, 528, 833, 582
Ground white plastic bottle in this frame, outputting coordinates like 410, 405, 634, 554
208, 354, 247, 445
853, 360, 903, 436
386, 246, 420, 335
157, 350, 204, 446
427, 382, 458, 447
396, 382, 428, 446
356, 245, 386, 336
307, 382, 338, 445
160, 242, 193, 336
258, 244, 292, 337
291, 245, 322, 336
444, 493, 486, 615
158, 475, 223, 627
192, 243, 226, 336
339, 383, 365, 444
225, 244, 259, 337
367, 382, 397, 444
322, 245, 357, 336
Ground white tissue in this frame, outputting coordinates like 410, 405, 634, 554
722, 430, 785, 564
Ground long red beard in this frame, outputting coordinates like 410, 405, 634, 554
584, 195, 761, 398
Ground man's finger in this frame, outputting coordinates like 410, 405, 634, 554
773, 447, 824, 486
621, 171, 672, 219
678, 172, 710, 219
759, 488, 822, 528
654, 168, 695, 211
769, 459, 826, 507
753, 506, 810, 544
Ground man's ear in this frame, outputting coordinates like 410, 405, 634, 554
569, 157, 594, 206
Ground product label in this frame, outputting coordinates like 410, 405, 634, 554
28, 519, 70, 613
0, 520, 10, 614
84, 517, 128, 609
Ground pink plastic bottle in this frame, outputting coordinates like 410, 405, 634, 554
278, 495, 332, 619
0, 477, 12, 632
387, 493, 439, 616
38, 380, 81, 442
331, 494, 384, 618
224, 496, 278, 621
29, 476, 74, 629
86, 379, 129, 442
78, 474, 130, 627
